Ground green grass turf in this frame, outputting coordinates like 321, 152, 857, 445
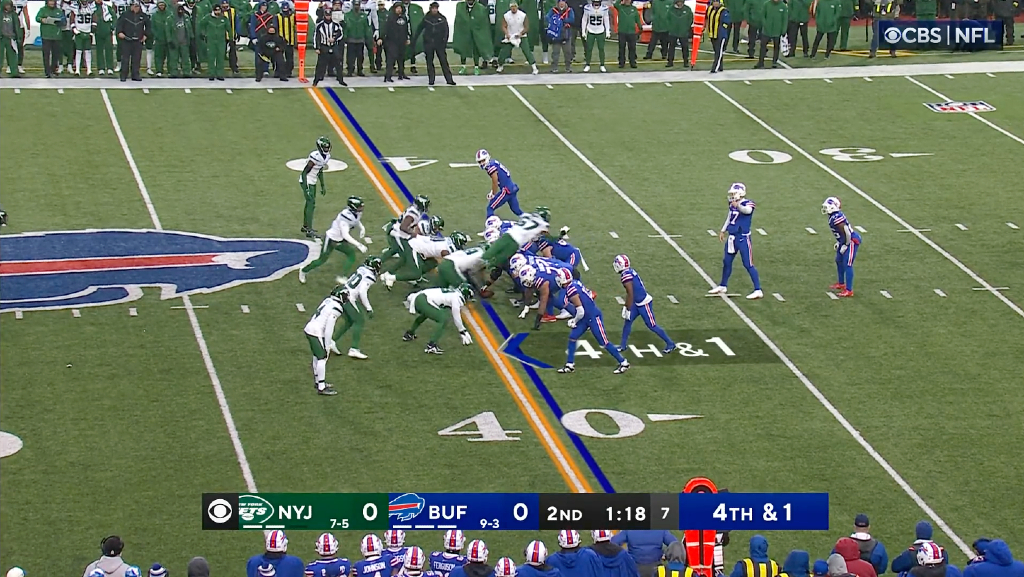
2, 74, 1023, 574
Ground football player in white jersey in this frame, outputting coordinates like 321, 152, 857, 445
301, 136, 332, 238
328, 256, 381, 360
403, 284, 474, 355
481, 207, 550, 269
437, 244, 487, 289
381, 195, 430, 276
10, 0, 28, 73
71, 0, 94, 75
300, 196, 368, 283
581, 0, 610, 72
382, 231, 469, 289
140, 0, 156, 74
303, 285, 346, 395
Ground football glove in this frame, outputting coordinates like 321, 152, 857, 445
567, 318, 578, 329
356, 243, 368, 253
487, 191, 494, 200
621, 306, 630, 320
460, 330, 473, 345
839, 244, 848, 254
518, 306, 530, 319
559, 225, 571, 239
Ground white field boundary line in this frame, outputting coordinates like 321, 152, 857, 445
307, 89, 588, 494
704, 81, 1024, 321
905, 76, 1024, 146
507, 83, 975, 559
101, 89, 259, 494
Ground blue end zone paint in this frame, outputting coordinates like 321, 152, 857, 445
325, 87, 617, 494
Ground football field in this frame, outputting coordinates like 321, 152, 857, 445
1, 64, 1023, 574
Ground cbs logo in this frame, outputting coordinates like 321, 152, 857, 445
207, 498, 234, 524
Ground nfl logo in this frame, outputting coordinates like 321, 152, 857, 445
924, 101, 997, 113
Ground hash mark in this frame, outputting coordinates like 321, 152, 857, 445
184, 88, 191, 93
546, 84, 554, 89
267, 88, 274, 93
14, 88, 19, 94
467, 86, 475, 91
348, 87, 355, 92
57, 88, 64, 94
615, 296, 626, 305
864, 77, 873, 82
880, 290, 893, 299
241, 305, 250, 314
934, 289, 947, 297
707, 229, 717, 236
142, 88, 149, 94
226, 89, 233, 94
296, 303, 306, 312
783, 80, 792, 84
1008, 222, 1019, 230
854, 225, 866, 233
806, 227, 817, 234
773, 293, 785, 301
129, 307, 138, 316
388, 87, 395, 92
625, 83, 633, 88
667, 295, 679, 304
665, 82, 672, 87
586, 83, 594, 89
944, 74, 954, 79
827, 292, 839, 300
72, 309, 81, 317
14, 310, 23, 319
428, 86, 435, 92
757, 228, 767, 236
744, 81, 751, 85
955, 223, 968, 230
824, 79, 833, 83
609, 231, 619, 238
986, 73, 996, 77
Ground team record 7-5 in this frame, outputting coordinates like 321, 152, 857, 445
202, 492, 829, 532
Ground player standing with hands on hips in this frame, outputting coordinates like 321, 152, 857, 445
822, 196, 860, 297
709, 182, 763, 300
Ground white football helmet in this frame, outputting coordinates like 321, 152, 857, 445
509, 253, 528, 274
467, 540, 489, 563
612, 254, 630, 274
727, 182, 747, 202
485, 216, 502, 230
495, 557, 517, 577
591, 530, 613, 543
918, 543, 944, 566
124, 568, 142, 577
555, 268, 573, 288
518, 265, 537, 288
484, 227, 502, 244
476, 149, 491, 167
316, 532, 340, 557
822, 196, 842, 215
405, 547, 427, 571
266, 529, 289, 553
558, 530, 581, 549
443, 529, 466, 552
361, 533, 383, 558
383, 529, 406, 549
524, 541, 548, 566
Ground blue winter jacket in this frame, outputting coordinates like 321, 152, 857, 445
892, 523, 948, 574
784, 551, 811, 577
549, 548, 604, 577
519, 564, 564, 577
590, 542, 640, 577
730, 536, 772, 577
247, 553, 306, 577
963, 541, 1024, 577
612, 531, 679, 567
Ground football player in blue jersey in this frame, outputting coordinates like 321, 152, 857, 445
612, 255, 676, 354
403, 547, 446, 577
554, 269, 631, 374
518, 260, 574, 326
384, 530, 409, 576
709, 182, 764, 300
518, 542, 561, 577
822, 196, 861, 298
355, 535, 394, 577
477, 149, 524, 218
536, 229, 584, 277
306, 533, 352, 577
450, 540, 493, 577
430, 530, 469, 577
494, 558, 518, 577
246, 530, 305, 577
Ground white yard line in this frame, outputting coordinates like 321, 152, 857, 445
508, 83, 974, 558
101, 89, 259, 494
905, 76, 1024, 146
705, 80, 1024, 321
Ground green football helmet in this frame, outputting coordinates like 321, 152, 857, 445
414, 195, 430, 213
457, 283, 475, 302
536, 206, 551, 223
347, 196, 364, 213
330, 284, 347, 301
430, 215, 445, 234
364, 256, 383, 274
316, 136, 331, 155
450, 231, 469, 251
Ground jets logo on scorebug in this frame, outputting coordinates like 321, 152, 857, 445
0, 229, 315, 312
238, 494, 276, 525
389, 493, 426, 522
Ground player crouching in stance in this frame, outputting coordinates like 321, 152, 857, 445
306, 533, 353, 577
382, 194, 432, 276
329, 256, 382, 360
823, 196, 861, 297
709, 182, 763, 300
613, 255, 675, 353
403, 284, 475, 354
482, 208, 550, 269
382, 230, 469, 289
555, 269, 630, 374
438, 244, 489, 290
300, 196, 368, 283
303, 285, 347, 395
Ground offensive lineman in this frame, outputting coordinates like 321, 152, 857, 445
403, 284, 475, 355
300, 196, 368, 283
300, 136, 332, 238
302, 285, 346, 395
329, 256, 381, 360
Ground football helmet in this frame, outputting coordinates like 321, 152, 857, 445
414, 195, 431, 213
364, 256, 383, 274
457, 283, 475, 302
451, 232, 470, 251
524, 541, 548, 566
612, 254, 630, 273
330, 285, 347, 302
495, 557, 517, 577
518, 265, 537, 288
266, 529, 289, 553
361, 533, 383, 558
727, 182, 746, 202
404, 547, 427, 571
476, 149, 491, 167
443, 529, 466, 552
485, 215, 502, 230
317, 533, 340, 557
383, 529, 406, 549
347, 196, 364, 213
591, 530, 613, 543
535, 206, 551, 223
430, 215, 445, 234
316, 136, 331, 155
484, 227, 502, 243
467, 540, 489, 563
918, 543, 945, 566
555, 268, 573, 288
509, 253, 528, 273
822, 196, 842, 215
558, 530, 581, 549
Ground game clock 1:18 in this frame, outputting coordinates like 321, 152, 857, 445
607, 506, 647, 524
599, 494, 651, 530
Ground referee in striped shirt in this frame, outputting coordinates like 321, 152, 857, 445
705, 0, 729, 72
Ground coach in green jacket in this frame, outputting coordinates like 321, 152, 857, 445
614, 0, 640, 66
785, 0, 808, 55
724, 0, 744, 50
35, 0, 64, 75
837, 0, 855, 49
810, 0, 839, 58
743, 0, 763, 56
755, 0, 785, 67
665, 0, 691, 66
643, 0, 671, 58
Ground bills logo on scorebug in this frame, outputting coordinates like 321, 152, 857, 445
0, 229, 314, 312
924, 101, 996, 113
389, 493, 426, 522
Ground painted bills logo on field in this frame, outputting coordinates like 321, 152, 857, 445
924, 101, 996, 113
0, 229, 314, 312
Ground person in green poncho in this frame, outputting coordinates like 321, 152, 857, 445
742, 0, 762, 57
642, 0, 670, 58
755, 0, 786, 68
785, 0, 808, 56
452, 0, 491, 75
724, 0, 744, 52
664, 0, 691, 67
401, 0, 423, 72
344, 1, 372, 75
836, 0, 855, 50
202, 0, 227, 79
809, 0, 838, 58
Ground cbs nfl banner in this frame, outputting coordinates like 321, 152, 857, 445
879, 20, 1004, 51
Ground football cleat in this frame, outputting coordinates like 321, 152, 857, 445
495, 557, 518, 577
708, 285, 728, 294
558, 530, 581, 549
829, 283, 846, 291
663, 343, 677, 354
467, 540, 489, 563
746, 290, 764, 300
541, 315, 558, 323
317, 384, 338, 396
555, 310, 572, 320
298, 270, 307, 284
360, 534, 383, 558
348, 348, 368, 360
838, 289, 854, 298
524, 541, 548, 565
727, 182, 747, 202
425, 343, 444, 355
557, 363, 575, 374
443, 529, 466, 552
612, 362, 631, 375
612, 254, 630, 273
317, 533, 340, 557
821, 196, 842, 215
382, 272, 396, 290
402, 331, 417, 341
384, 529, 406, 549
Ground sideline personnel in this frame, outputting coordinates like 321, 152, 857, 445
115, 0, 147, 80
613, 531, 678, 577
730, 536, 780, 577
412, 1, 456, 85
704, 0, 728, 72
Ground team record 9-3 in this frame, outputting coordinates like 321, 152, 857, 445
202, 492, 829, 532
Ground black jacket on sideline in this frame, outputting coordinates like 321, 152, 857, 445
413, 11, 448, 46
257, 30, 286, 59
383, 7, 410, 45
115, 10, 149, 41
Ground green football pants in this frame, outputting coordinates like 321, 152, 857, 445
96, 35, 114, 70
409, 294, 449, 344
207, 40, 225, 77
332, 301, 365, 349
153, 40, 169, 73
306, 333, 328, 360
395, 255, 439, 282
301, 182, 317, 229
497, 40, 536, 65
436, 260, 464, 288
383, 237, 415, 274
302, 238, 358, 276
584, 34, 606, 65
482, 234, 520, 267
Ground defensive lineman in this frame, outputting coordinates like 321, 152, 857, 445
708, 183, 763, 299
477, 149, 524, 219
300, 136, 332, 238
402, 284, 475, 355
300, 196, 368, 283
437, 245, 488, 289
822, 196, 861, 297
382, 231, 469, 288
303, 285, 347, 395
482, 208, 550, 268
613, 255, 675, 353
383, 195, 431, 275
330, 256, 381, 359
